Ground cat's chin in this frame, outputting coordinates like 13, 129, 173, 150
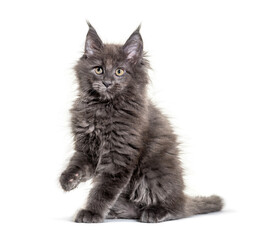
94, 88, 116, 100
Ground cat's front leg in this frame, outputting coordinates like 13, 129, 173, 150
60, 166, 83, 191
60, 151, 94, 191
75, 168, 133, 223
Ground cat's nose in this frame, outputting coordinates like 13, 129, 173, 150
102, 81, 112, 88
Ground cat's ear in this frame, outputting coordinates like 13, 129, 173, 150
84, 21, 103, 57
123, 25, 143, 63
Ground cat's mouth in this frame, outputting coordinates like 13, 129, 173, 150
101, 87, 114, 97
94, 86, 115, 99
92, 82, 122, 99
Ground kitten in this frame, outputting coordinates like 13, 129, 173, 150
59, 22, 223, 223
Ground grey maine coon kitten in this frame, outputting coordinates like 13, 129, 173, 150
59, 22, 223, 223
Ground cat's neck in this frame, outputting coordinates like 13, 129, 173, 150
79, 85, 148, 110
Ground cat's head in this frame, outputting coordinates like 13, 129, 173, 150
75, 22, 149, 100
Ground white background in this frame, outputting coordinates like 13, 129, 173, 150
0, 0, 252, 239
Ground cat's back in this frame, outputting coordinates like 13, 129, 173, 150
146, 100, 177, 144
139, 99, 180, 166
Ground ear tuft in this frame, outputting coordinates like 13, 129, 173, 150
86, 20, 92, 28
123, 26, 143, 64
84, 22, 103, 56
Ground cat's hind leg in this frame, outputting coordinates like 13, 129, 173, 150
139, 195, 223, 223
106, 194, 141, 220
140, 204, 184, 223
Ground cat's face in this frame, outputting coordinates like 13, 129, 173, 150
75, 23, 145, 100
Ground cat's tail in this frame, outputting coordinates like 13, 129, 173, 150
184, 195, 224, 217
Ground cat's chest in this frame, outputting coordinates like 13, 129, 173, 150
74, 100, 137, 151
80, 104, 113, 137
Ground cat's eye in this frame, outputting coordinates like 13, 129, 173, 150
94, 67, 103, 75
115, 68, 125, 76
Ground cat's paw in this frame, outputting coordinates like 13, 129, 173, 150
59, 166, 82, 191
75, 209, 104, 223
140, 208, 160, 223
140, 207, 168, 223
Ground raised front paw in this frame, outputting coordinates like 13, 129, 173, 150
59, 166, 82, 191
75, 209, 103, 223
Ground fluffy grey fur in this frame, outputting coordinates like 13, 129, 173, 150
59, 22, 223, 223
